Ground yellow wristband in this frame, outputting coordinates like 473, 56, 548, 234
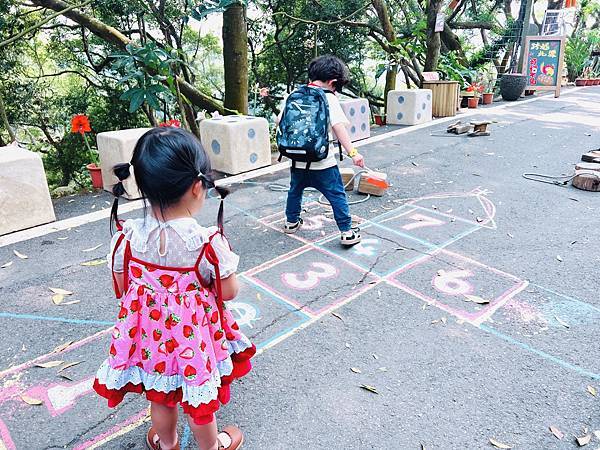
347, 148, 358, 158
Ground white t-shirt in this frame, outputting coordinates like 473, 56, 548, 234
279, 90, 350, 170
108, 216, 239, 282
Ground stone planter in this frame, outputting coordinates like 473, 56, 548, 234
500, 74, 527, 101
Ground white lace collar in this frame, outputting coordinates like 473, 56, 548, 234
121, 216, 214, 252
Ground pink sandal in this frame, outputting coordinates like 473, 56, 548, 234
218, 426, 244, 450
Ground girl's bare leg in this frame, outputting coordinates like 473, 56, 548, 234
150, 401, 179, 449
188, 414, 219, 450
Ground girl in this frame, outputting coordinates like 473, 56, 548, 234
93, 127, 255, 450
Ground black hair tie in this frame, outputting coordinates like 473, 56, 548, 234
110, 162, 133, 234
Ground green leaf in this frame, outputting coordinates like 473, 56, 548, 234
129, 91, 146, 113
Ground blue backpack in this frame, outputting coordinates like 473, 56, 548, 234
277, 85, 342, 169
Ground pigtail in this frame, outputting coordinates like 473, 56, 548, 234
214, 185, 229, 234
110, 163, 132, 234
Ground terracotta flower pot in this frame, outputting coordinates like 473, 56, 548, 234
86, 163, 103, 189
374, 114, 386, 126
575, 78, 586, 86
482, 93, 494, 104
467, 97, 479, 109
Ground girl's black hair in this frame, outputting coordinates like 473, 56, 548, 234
110, 127, 229, 234
307, 55, 350, 92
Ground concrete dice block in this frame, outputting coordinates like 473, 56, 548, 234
97, 128, 151, 199
387, 89, 433, 125
339, 98, 370, 141
200, 115, 270, 175
0, 144, 55, 235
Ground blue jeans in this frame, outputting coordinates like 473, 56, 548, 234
285, 166, 352, 232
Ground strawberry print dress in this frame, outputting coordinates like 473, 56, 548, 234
93, 217, 255, 424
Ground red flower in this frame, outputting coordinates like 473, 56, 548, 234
71, 115, 91, 135
158, 119, 181, 128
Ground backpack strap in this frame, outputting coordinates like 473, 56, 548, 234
193, 232, 226, 321
111, 234, 131, 299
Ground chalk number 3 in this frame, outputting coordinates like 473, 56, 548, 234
282, 262, 338, 290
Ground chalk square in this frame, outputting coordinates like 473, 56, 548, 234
231, 278, 311, 348
388, 249, 527, 325
318, 223, 435, 277
485, 286, 600, 375
259, 202, 361, 244
245, 247, 377, 315
371, 206, 480, 248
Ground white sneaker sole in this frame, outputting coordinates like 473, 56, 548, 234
284, 221, 302, 234
340, 235, 361, 246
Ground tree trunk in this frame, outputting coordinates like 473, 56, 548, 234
222, 4, 248, 115
29, 0, 226, 114
371, 0, 396, 113
424, 0, 444, 72
0, 92, 16, 142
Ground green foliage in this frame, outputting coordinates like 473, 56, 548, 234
566, 31, 600, 81
190, 0, 247, 20
112, 42, 180, 113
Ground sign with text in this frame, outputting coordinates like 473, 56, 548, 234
523, 36, 566, 98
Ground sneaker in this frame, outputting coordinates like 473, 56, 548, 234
284, 218, 303, 234
340, 227, 361, 246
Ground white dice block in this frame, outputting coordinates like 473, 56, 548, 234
97, 128, 151, 199
339, 98, 370, 141
387, 89, 432, 125
0, 144, 55, 235
200, 115, 270, 175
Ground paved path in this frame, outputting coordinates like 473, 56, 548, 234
0, 87, 599, 449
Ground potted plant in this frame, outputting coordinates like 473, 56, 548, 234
479, 66, 496, 105
373, 113, 386, 126
465, 82, 483, 108
71, 114, 102, 189
500, 73, 527, 101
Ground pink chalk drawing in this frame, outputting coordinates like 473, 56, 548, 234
281, 262, 338, 290
73, 408, 149, 450
0, 418, 16, 450
401, 213, 446, 231
388, 249, 528, 326
432, 269, 475, 296
25, 376, 94, 417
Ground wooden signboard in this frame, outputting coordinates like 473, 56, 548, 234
523, 36, 566, 98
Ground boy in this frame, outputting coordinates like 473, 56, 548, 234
278, 55, 365, 246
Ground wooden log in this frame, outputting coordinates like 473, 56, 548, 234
575, 162, 600, 171
572, 170, 600, 192
340, 167, 355, 191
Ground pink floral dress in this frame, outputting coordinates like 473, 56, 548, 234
93, 217, 255, 425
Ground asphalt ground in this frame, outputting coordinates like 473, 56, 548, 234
0, 87, 599, 449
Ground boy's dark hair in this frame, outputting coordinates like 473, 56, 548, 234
308, 55, 350, 91
110, 127, 228, 233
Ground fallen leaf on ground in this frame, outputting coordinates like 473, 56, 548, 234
20, 395, 43, 405
52, 294, 65, 305
507, 233, 514, 238
82, 244, 102, 252
59, 374, 74, 381
13, 250, 28, 259
378, 367, 388, 372
57, 237, 69, 241
350, 367, 361, 374
556, 255, 563, 262
587, 385, 597, 397
555, 315, 570, 329
373, 354, 379, 360
256, 293, 262, 301
81, 259, 106, 266
576, 434, 591, 446
58, 361, 82, 372
49, 288, 73, 296
594, 430, 600, 440
35, 360, 63, 368
52, 341, 74, 354
61, 300, 80, 306
331, 312, 344, 321
431, 319, 440, 324
345, 343, 351, 349
549, 426, 564, 440
464, 294, 490, 305
360, 384, 379, 394
441, 317, 447, 325
476, 217, 484, 223
571, 241, 578, 245
412, 162, 418, 166
489, 437, 511, 449
1, 261, 13, 268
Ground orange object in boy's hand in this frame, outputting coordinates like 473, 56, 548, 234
352, 153, 365, 168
